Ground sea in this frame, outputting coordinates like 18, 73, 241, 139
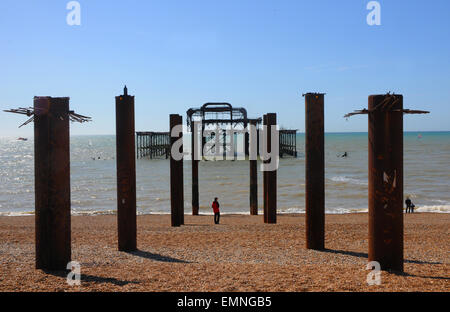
0, 132, 449, 216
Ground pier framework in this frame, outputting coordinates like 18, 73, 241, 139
279, 130, 297, 158
140, 103, 296, 219
136, 132, 170, 159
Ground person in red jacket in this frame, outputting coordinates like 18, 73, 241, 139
212, 197, 220, 224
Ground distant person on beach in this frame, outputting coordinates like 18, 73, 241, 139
212, 197, 220, 224
405, 197, 415, 213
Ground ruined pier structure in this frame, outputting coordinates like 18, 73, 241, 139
136, 132, 170, 159
137, 103, 297, 160
4, 89, 429, 273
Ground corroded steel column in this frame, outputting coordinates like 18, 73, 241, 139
244, 120, 249, 157
170, 114, 184, 226
249, 121, 258, 215
305, 93, 325, 250
116, 87, 137, 251
34, 97, 71, 270
262, 115, 268, 223
191, 121, 199, 215
368, 94, 404, 272
266, 113, 277, 224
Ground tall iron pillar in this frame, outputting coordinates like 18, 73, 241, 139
265, 113, 277, 224
304, 93, 325, 250
170, 114, 184, 226
249, 120, 258, 215
262, 115, 268, 223
191, 121, 200, 215
116, 86, 137, 252
244, 120, 250, 157
368, 94, 404, 272
34, 97, 71, 270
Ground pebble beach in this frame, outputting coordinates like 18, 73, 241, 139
0, 213, 448, 292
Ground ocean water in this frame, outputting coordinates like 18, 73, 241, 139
0, 132, 449, 216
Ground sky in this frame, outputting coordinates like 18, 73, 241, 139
1, 0, 449, 137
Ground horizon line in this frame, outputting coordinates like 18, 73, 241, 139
2, 130, 450, 139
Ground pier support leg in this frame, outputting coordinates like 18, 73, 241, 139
170, 114, 184, 226
191, 122, 199, 215
34, 97, 71, 270
249, 120, 258, 215
244, 121, 249, 157
250, 159, 258, 216
116, 89, 137, 252
266, 113, 277, 224
262, 115, 268, 223
305, 93, 325, 250
368, 94, 404, 272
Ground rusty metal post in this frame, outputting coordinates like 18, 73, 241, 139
250, 159, 258, 215
368, 94, 404, 272
170, 114, 184, 226
116, 87, 137, 252
305, 93, 325, 250
191, 121, 200, 216
34, 97, 71, 270
221, 129, 225, 158
244, 120, 250, 157
262, 115, 268, 223
266, 113, 277, 224
249, 121, 258, 215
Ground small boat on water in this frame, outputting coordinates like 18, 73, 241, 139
17, 137, 28, 141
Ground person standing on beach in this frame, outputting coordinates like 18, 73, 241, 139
212, 197, 220, 224
405, 198, 411, 213
405, 197, 415, 213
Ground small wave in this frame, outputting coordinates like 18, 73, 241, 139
279, 183, 299, 188
71, 209, 117, 216
430, 199, 449, 204
330, 176, 367, 186
0, 211, 34, 217
415, 205, 450, 213
278, 207, 369, 214
279, 207, 305, 214
195, 211, 253, 216
1, 206, 449, 217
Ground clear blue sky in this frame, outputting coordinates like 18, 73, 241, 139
1, 0, 449, 137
